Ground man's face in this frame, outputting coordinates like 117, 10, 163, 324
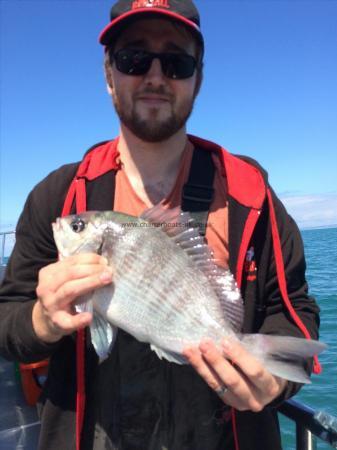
106, 18, 200, 142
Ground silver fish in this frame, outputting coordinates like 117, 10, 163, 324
52, 205, 326, 383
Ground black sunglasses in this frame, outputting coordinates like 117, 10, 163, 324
111, 48, 197, 80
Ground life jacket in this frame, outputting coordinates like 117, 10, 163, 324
61, 135, 321, 450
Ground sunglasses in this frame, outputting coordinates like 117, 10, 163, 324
111, 48, 197, 80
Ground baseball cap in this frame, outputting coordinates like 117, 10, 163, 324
99, 0, 203, 48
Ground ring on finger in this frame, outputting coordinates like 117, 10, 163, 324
215, 384, 229, 398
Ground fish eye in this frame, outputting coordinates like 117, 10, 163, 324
70, 218, 86, 233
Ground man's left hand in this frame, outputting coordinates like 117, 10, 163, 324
183, 339, 287, 412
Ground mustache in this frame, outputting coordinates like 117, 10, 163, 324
134, 86, 174, 100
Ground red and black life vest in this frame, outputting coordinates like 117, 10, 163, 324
61, 135, 321, 450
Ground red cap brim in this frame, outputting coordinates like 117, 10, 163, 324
99, 8, 202, 46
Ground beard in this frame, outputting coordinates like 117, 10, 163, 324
113, 87, 195, 142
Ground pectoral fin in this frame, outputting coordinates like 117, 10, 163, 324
150, 344, 188, 365
90, 311, 118, 363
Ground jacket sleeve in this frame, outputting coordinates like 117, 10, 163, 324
256, 189, 321, 404
0, 163, 78, 363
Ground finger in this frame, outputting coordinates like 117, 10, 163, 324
38, 253, 108, 297
61, 253, 109, 266
221, 339, 278, 395
183, 346, 224, 392
51, 269, 114, 309
51, 263, 112, 288
198, 340, 261, 409
51, 310, 93, 335
38, 260, 112, 297
184, 344, 252, 410
204, 340, 287, 409
39, 254, 108, 281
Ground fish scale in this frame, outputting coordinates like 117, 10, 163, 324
106, 225, 226, 344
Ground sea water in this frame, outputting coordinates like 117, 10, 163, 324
280, 227, 337, 449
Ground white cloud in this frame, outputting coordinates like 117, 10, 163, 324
279, 193, 337, 229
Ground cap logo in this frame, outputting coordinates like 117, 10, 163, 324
132, 0, 170, 10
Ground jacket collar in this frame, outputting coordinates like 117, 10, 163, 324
77, 135, 266, 210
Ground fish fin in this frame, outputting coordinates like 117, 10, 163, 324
140, 204, 183, 223
210, 267, 244, 332
90, 311, 118, 363
141, 204, 244, 332
140, 205, 213, 263
241, 334, 327, 383
75, 293, 94, 314
262, 358, 311, 384
75, 295, 117, 362
150, 344, 187, 365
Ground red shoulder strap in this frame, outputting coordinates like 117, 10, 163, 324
76, 139, 120, 180
62, 139, 119, 217
60, 138, 119, 450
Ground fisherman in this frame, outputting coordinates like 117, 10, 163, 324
0, 1, 321, 449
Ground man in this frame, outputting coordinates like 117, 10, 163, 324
0, 1, 320, 449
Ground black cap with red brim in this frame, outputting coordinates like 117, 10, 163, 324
99, 0, 203, 47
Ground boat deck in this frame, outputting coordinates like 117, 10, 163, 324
0, 357, 40, 450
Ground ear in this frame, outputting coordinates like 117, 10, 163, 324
193, 70, 203, 98
106, 81, 113, 96
104, 53, 114, 96
105, 67, 114, 96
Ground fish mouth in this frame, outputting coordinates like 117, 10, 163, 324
52, 218, 61, 232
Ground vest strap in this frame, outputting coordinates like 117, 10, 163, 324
182, 147, 215, 236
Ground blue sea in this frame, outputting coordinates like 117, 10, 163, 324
280, 227, 337, 449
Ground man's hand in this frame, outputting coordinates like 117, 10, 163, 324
183, 338, 287, 412
32, 254, 113, 343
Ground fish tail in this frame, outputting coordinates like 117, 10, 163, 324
240, 334, 327, 384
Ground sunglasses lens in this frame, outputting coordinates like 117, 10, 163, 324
114, 49, 151, 75
162, 54, 196, 79
113, 49, 197, 79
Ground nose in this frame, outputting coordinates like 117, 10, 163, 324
143, 57, 166, 85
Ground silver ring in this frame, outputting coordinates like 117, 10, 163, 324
215, 384, 229, 398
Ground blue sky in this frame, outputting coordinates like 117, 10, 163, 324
1, 0, 337, 231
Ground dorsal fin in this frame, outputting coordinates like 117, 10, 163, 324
140, 204, 244, 332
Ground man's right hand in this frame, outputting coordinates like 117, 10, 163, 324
32, 254, 113, 343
